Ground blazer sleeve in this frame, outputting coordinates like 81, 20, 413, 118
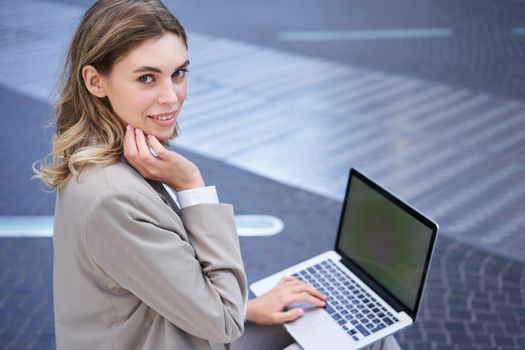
85, 187, 247, 343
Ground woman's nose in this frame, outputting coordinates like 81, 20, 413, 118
157, 80, 179, 105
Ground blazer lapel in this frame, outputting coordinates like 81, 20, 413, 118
146, 179, 181, 214
118, 156, 181, 214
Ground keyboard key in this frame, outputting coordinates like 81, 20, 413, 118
371, 323, 386, 333
338, 318, 347, 325
333, 313, 342, 320
325, 304, 336, 314
384, 317, 393, 325
352, 335, 359, 341
355, 324, 370, 336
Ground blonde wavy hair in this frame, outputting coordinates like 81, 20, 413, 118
33, 0, 187, 188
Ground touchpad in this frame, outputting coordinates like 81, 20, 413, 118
286, 309, 329, 334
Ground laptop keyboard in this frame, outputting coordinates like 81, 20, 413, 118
291, 259, 399, 342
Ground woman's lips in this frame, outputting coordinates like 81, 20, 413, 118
148, 112, 176, 127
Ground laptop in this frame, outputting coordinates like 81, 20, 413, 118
250, 168, 438, 350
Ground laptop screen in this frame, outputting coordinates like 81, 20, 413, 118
336, 170, 437, 315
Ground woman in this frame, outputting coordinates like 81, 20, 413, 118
35, 0, 399, 349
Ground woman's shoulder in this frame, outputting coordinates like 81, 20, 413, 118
56, 160, 178, 235
62, 160, 157, 206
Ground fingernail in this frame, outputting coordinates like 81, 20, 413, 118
135, 128, 139, 135
298, 309, 304, 315
126, 125, 130, 131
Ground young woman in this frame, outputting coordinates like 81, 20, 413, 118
35, 1, 400, 349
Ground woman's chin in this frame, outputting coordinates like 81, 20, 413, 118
148, 127, 176, 142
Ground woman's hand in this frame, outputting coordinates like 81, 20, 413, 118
123, 126, 205, 191
246, 276, 327, 325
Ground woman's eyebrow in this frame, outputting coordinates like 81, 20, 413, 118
132, 60, 190, 74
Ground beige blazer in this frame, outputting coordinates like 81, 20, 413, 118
53, 159, 247, 350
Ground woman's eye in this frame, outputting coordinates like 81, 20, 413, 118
172, 69, 187, 79
139, 75, 154, 84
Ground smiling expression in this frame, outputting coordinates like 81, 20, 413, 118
101, 32, 188, 141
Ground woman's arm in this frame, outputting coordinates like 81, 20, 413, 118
86, 189, 247, 343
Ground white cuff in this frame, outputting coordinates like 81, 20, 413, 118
176, 186, 219, 208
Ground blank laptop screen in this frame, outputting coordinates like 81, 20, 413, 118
337, 174, 433, 312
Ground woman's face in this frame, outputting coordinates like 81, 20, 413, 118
102, 32, 188, 141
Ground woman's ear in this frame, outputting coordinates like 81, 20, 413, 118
82, 65, 107, 98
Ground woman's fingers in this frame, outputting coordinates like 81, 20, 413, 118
280, 276, 327, 301
147, 134, 168, 159
279, 276, 303, 287
289, 283, 327, 301
285, 292, 326, 308
134, 128, 154, 160
123, 125, 138, 159
120, 127, 204, 189
282, 276, 298, 283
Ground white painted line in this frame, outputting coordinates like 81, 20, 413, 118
0, 215, 284, 238
0, 216, 54, 237
278, 28, 453, 41
235, 215, 284, 237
